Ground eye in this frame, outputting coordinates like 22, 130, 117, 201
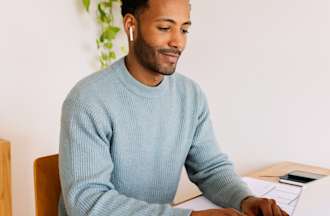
158, 27, 170, 32
181, 28, 189, 34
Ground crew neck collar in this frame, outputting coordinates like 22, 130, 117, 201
114, 57, 169, 98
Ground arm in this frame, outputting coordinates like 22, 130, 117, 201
59, 99, 191, 216
185, 90, 253, 211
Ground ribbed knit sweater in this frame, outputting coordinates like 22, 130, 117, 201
58, 57, 253, 216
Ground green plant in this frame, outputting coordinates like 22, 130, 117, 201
83, 0, 123, 68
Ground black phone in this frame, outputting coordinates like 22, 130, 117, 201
279, 170, 326, 186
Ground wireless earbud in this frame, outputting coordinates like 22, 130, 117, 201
129, 27, 134, 42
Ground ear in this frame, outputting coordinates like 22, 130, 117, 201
123, 14, 137, 42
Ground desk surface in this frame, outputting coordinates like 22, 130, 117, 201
246, 161, 330, 183
174, 161, 330, 205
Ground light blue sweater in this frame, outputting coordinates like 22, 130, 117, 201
58, 57, 253, 216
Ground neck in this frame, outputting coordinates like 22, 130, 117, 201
125, 53, 164, 87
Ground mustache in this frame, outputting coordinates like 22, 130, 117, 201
158, 48, 182, 56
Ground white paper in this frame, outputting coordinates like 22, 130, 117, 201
175, 177, 302, 215
242, 177, 301, 215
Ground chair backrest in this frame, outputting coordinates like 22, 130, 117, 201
0, 139, 12, 216
34, 154, 61, 216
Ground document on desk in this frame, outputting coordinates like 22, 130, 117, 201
175, 177, 302, 215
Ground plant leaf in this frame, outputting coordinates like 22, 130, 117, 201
105, 42, 113, 49
120, 46, 127, 54
109, 51, 116, 60
82, 0, 90, 11
100, 27, 121, 42
98, 3, 106, 17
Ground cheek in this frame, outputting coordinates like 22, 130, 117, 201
149, 38, 169, 50
141, 29, 171, 48
182, 36, 188, 47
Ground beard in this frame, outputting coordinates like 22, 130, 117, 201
133, 29, 182, 76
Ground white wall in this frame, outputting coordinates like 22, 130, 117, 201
0, 0, 124, 215
0, 0, 329, 215
179, 0, 330, 174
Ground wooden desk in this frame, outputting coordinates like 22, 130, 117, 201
246, 161, 330, 183
174, 161, 330, 205
0, 139, 12, 216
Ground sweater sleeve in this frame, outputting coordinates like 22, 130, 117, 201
184, 90, 253, 211
59, 99, 191, 216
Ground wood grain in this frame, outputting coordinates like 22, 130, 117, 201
246, 161, 330, 183
34, 154, 60, 216
0, 139, 12, 216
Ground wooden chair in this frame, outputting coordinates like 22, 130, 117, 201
0, 139, 12, 216
34, 154, 61, 216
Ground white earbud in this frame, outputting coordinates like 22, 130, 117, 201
129, 27, 134, 42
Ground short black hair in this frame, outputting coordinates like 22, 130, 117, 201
121, 0, 149, 17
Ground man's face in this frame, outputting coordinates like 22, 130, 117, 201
133, 0, 191, 76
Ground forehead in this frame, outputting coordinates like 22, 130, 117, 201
140, 0, 190, 23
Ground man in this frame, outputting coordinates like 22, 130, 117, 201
59, 0, 288, 215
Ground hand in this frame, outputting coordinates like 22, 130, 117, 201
240, 196, 289, 216
191, 208, 246, 216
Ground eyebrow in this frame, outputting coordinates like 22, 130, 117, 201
155, 18, 192, 26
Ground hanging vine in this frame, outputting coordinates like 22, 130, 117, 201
82, 0, 122, 68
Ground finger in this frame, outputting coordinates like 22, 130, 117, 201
280, 209, 289, 216
242, 209, 256, 216
271, 201, 282, 216
259, 199, 273, 216
224, 208, 246, 216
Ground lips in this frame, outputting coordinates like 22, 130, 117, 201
160, 51, 180, 64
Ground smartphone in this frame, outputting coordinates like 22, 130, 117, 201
279, 170, 326, 187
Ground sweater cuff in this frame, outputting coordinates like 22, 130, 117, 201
230, 187, 254, 211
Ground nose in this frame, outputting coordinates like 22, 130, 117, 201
168, 29, 186, 51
